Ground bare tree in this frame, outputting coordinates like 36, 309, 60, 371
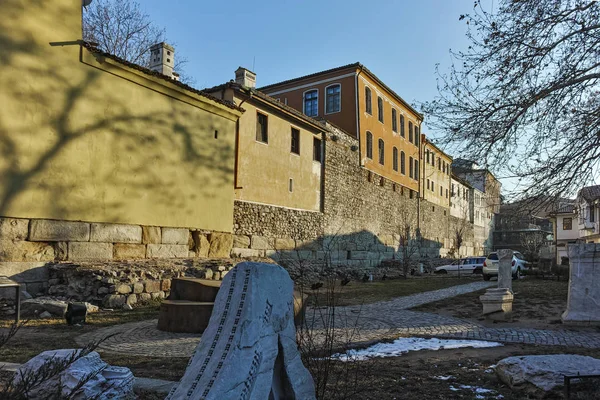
83, 0, 194, 84
397, 209, 422, 276
423, 0, 600, 200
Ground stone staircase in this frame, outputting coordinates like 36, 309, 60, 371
157, 278, 221, 333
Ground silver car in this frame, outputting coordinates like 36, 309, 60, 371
482, 250, 529, 281
434, 257, 486, 275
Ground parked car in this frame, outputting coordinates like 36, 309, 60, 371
434, 257, 486, 275
482, 250, 529, 281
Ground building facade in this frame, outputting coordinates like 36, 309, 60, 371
422, 137, 452, 209
259, 64, 423, 194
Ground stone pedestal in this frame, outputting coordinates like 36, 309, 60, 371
480, 288, 514, 318
562, 244, 600, 325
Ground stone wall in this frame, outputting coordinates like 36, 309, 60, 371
0, 217, 234, 295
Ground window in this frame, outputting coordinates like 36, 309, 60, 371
426, 150, 430, 164
431, 152, 435, 165
289, 178, 293, 192
377, 97, 384, 123
414, 159, 419, 180
400, 151, 406, 174
446, 188, 448, 198
325, 84, 341, 114
591, 206, 595, 223
366, 131, 373, 159
400, 115, 405, 137
256, 112, 268, 143
440, 186, 443, 196
563, 217, 573, 230
409, 156, 414, 178
290, 128, 300, 154
431, 181, 434, 191
393, 147, 398, 171
437, 158, 441, 170
408, 121, 413, 143
304, 89, 318, 117
378, 139, 385, 165
427, 179, 430, 189
313, 137, 322, 162
365, 87, 372, 114
392, 109, 398, 132
414, 125, 420, 146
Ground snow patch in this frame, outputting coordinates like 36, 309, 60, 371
330, 337, 503, 361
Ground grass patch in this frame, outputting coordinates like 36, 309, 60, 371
309, 276, 479, 307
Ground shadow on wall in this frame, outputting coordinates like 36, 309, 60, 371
0, 0, 235, 228
271, 230, 442, 281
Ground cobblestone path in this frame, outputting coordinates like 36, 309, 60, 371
76, 281, 600, 357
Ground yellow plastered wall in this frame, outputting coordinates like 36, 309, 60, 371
234, 98, 323, 211
0, 0, 241, 232
422, 141, 452, 208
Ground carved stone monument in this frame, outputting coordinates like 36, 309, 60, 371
166, 262, 316, 400
480, 249, 514, 318
562, 244, 600, 325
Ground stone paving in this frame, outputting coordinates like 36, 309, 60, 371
76, 280, 600, 358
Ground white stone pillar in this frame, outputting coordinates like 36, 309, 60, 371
497, 249, 513, 291
562, 244, 600, 325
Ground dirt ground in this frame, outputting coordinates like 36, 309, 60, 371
2, 277, 600, 399
414, 277, 575, 330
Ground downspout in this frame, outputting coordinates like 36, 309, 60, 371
234, 89, 252, 189
355, 66, 364, 164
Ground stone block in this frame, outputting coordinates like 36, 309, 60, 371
563, 243, 600, 324
146, 244, 188, 258
250, 235, 274, 250
113, 244, 146, 260
142, 226, 161, 244
233, 235, 251, 249
231, 248, 262, 258
0, 217, 29, 240
197, 234, 210, 258
144, 280, 161, 293
103, 294, 126, 308
0, 240, 55, 262
161, 228, 189, 245
275, 238, 295, 250
132, 282, 144, 294
208, 232, 233, 258
116, 284, 132, 294
349, 251, 369, 260
161, 279, 171, 291
138, 293, 151, 302
68, 242, 113, 261
90, 223, 142, 243
151, 291, 165, 299
1, 261, 52, 284
29, 219, 90, 242
379, 234, 396, 246
54, 242, 68, 261
126, 294, 137, 306
295, 239, 322, 251
480, 288, 513, 315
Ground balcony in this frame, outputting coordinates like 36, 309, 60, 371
579, 220, 595, 230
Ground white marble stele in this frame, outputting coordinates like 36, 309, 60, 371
562, 244, 600, 325
480, 249, 514, 317
166, 262, 316, 400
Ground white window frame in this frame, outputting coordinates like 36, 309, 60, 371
324, 83, 342, 115
302, 89, 319, 117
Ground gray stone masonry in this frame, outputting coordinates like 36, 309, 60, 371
147, 244, 188, 259
29, 219, 90, 242
498, 249, 513, 291
68, 242, 113, 261
161, 228, 189, 245
90, 223, 142, 243
0, 218, 28, 240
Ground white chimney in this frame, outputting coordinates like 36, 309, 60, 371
235, 67, 256, 88
149, 42, 176, 79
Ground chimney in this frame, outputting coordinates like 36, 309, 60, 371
235, 67, 256, 88
149, 42, 176, 79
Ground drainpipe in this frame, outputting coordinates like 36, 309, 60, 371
234, 88, 252, 189
355, 66, 364, 164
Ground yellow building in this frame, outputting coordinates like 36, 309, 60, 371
204, 68, 326, 212
421, 137, 452, 209
0, 0, 242, 232
260, 64, 423, 194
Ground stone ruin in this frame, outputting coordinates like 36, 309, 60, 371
562, 243, 600, 325
480, 249, 514, 319
167, 262, 316, 399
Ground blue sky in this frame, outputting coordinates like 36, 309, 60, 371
141, 0, 478, 137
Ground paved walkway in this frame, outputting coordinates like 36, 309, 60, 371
76, 280, 600, 357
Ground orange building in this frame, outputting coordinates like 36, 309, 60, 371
260, 63, 423, 193
421, 136, 452, 209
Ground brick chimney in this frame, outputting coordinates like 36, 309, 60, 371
235, 67, 256, 88
149, 42, 177, 80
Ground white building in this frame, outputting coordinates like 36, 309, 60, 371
550, 204, 578, 261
